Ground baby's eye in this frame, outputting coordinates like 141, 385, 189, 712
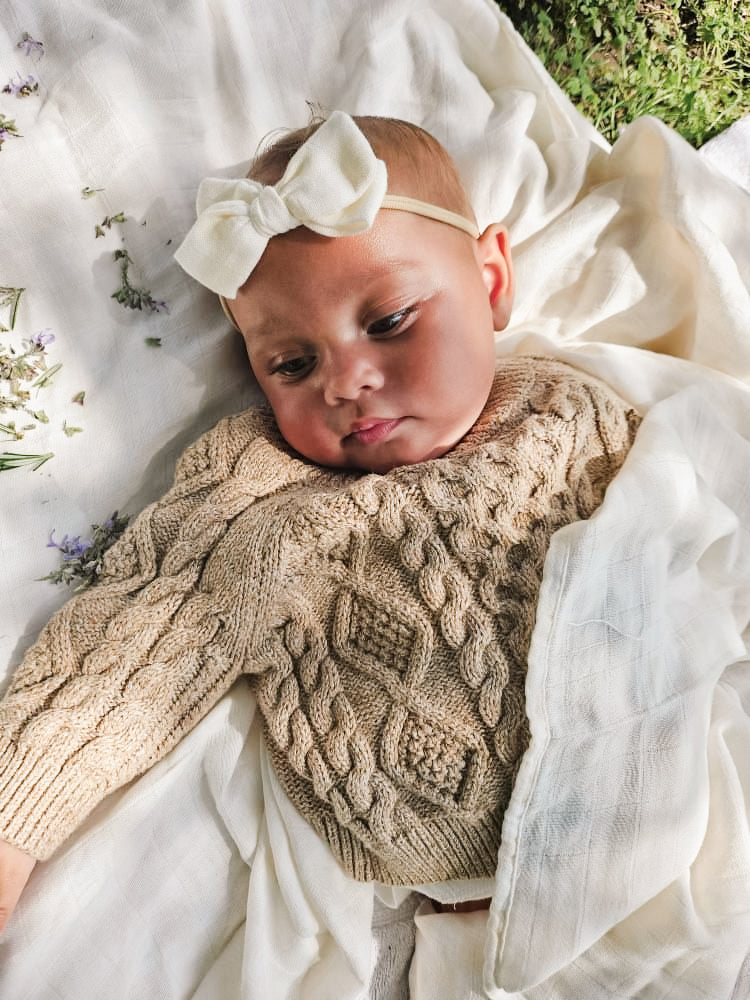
367, 308, 414, 338
271, 355, 315, 379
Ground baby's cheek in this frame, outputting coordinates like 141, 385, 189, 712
277, 412, 339, 465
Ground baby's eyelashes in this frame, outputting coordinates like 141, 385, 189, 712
367, 306, 416, 338
270, 354, 316, 379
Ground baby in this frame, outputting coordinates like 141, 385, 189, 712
0, 112, 639, 930
184, 111, 515, 475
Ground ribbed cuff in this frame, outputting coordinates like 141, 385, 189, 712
0, 736, 104, 859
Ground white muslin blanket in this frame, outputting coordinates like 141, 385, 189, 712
0, 0, 749, 997
487, 340, 750, 998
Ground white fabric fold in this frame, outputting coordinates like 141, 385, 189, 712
485, 340, 750, 997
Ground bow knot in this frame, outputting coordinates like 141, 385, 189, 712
250, 185, 296, 238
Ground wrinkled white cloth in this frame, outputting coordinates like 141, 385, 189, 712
1, 0, 749, 997
487, 336, 750, 997
410, 902, 489, 998
700, 117, 750, 193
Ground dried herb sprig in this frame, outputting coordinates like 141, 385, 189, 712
42, 511, 130, 589
1, 323, 61, 440
0, 286, 25, 331
0, 114, 22, 151
0, 287, 78, 460
111, 248, 168, 314
95, 212, 126, 238
0, 450, 53, 471
1, 333, 54, 385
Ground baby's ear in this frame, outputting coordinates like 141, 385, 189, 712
476, 224, 514, 331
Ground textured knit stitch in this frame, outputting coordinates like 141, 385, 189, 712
0, 356, 640, 884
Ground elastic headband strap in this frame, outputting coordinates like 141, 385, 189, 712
219, 293, 241, 331
381, 195, 479, 238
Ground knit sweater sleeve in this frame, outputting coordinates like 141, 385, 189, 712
0, 405, 319, 860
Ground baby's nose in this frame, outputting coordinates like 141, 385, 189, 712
322, 349, 385, 405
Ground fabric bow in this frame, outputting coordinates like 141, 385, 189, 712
174, 111, 387, 299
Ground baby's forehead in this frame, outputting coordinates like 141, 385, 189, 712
234, 212, 453, 337
248, 228, 418, 290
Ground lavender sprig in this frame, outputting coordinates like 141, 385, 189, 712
1, 320, 61, 439
41, 511, 130, 589
111, 248, 169, 314
17, 33, 44, 60
0, 286, 76, 458
2, 73, 39, 97
1, 330, 54, 386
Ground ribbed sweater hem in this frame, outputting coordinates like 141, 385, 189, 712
0, 737, 105, 859
318, 807, 506, 885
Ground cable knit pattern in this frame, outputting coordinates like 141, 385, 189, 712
0, 357, 639, 883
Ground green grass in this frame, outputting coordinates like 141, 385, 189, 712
497, 0, 750, 146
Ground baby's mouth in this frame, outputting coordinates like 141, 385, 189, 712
347, 417, 404, 445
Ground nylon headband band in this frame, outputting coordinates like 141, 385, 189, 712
380, 195, 479, 238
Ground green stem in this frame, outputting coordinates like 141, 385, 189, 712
0, 450, 53, 471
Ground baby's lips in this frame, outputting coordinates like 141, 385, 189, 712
348, 417, 403, 445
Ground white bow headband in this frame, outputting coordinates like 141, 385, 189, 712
174, 111, 479, 300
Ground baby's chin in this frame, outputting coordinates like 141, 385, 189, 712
371, 413, 490, 472
346, 435, 467, 475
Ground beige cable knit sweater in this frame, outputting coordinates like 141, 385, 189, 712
0, 356, 639, 884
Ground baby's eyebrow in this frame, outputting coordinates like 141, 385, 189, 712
243, 317, 287, 345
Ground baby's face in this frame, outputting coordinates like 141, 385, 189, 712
230, 210, 513, 472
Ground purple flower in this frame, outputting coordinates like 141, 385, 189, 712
17, 33, 44, 60
2, 73, 39, 98
30, 329, 55, 348
47, 532, 91, 559
42, 512, 129, 589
